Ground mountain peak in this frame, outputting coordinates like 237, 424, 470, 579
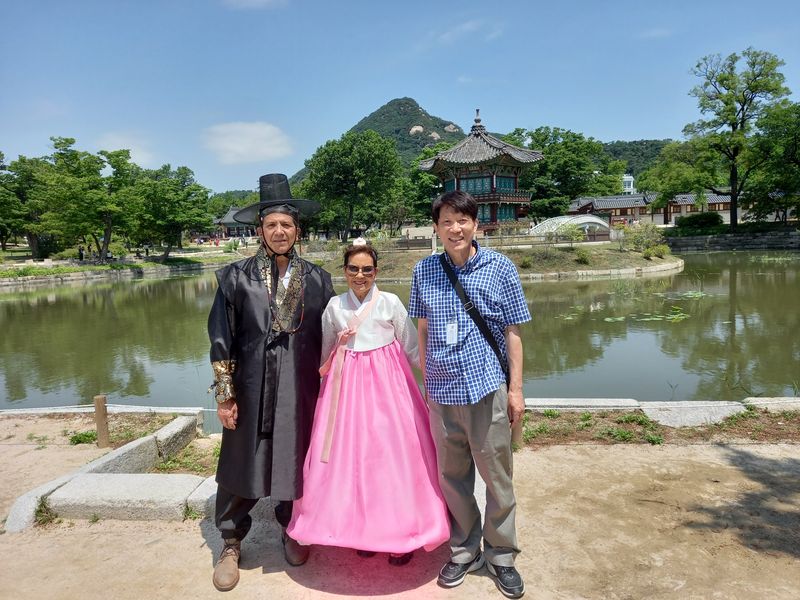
349, 97, 464, 165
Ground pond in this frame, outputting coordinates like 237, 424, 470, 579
1, 252, 797, 416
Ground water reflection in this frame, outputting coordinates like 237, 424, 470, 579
0, 276, 217, 408
0, 252, 797, 409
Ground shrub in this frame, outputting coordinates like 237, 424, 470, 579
52, 248, 79, 260
642, 247, 653, 260
652, 244, 670, 258
520, 257, 532, 269
575, 247, 590, 264
675, 212, 723, 229
556, 223, 584, 246
627, 222, 664, 251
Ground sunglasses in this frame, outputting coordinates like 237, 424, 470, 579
345, 265, 375, 275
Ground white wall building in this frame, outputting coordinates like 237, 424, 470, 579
622, 174, 636, 195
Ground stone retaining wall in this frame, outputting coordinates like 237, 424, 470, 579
0, 261, 221, 288
666, 231, 800, 253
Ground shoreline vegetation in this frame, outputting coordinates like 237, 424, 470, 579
156, 404, 800, 478
0, 241, 684, 285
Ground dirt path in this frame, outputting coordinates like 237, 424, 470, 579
1, 416, 799, 599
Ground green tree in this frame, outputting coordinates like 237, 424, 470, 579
749, 101, 800, 222
512, 127, 624, 223
303, 130, 404, 241
683, 48, 790, 229
0, 153, 57, 258
208, 190, 257, 219
133, 166, 211, 259
407, 141, 454, 223
637, 141, 714, 223
0, 152, 28, 251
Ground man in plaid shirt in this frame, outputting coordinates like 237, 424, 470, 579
409, 190, 530, 599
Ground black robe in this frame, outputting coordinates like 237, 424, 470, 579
208, 254, 335, 500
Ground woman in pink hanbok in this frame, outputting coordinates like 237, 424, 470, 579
287, 240, 449, 566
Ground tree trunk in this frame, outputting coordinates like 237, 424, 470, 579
90, 233, 101, 258
729, 165, 739, 231
342, 202, 355, 243
26, 233, 40, 259
100, 216, 112, 260
162, 243, 173, 261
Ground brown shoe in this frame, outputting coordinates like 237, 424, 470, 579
213, 539, 241, 591
282, 530, 310, 566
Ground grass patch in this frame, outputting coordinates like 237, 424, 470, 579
34, 497, 60, 527
542, 409, 561, 419
183, 505, 202, 520
518, 406, 800, 448
598, 427, 636, 442
109, 413, 174, 447
68, 430, 97, 445
155, 439, 220, 476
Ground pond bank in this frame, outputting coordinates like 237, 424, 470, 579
1, 251, 684, 288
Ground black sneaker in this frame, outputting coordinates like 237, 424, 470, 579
486, 562, 525, 598
437, 552, 485, 588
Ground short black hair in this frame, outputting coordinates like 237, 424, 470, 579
432, 190, 478, 223
343, 243, 378, 268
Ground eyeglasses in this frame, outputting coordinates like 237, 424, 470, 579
345, 265, 375, 275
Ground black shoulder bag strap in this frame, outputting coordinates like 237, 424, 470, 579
439, 254, 509, 385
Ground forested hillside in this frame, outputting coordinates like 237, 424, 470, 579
603, 139, 672, 176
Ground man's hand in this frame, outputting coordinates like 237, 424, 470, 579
217, 398, 238, 430
507, 388, 524, 427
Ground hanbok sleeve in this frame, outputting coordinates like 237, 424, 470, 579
391, 296, 419, 366
319, 300, 338, 369
207, 282, 237, 402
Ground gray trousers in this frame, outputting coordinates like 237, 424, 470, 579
428, 385, 520, 567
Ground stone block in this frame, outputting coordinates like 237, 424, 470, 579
85, 435, 159, 474
640, 401, 744, 427
155, 416, 198, 460
186, 475, 217, 518
48, 473, 204, 521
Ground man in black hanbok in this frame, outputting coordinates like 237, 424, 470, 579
208, 174, 335, 591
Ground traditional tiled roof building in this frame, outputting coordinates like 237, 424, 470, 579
419, 110, 543, 226
214, 207, 257, 238
568, 192, 734, 224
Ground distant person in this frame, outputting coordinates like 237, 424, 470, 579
287, 239, 448, 566
78, 245, 85, 261
409, 190, 531, 599
208, 174, 335, 592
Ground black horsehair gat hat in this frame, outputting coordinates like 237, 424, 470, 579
232, 174, 320, 225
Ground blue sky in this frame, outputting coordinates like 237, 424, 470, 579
2, 0, 799, 193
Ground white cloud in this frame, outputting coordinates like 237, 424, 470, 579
95, 132, 155, 167
438, 20, 482, 45
203, 121, 293, 165
636, 28, 672, 40
485, 25, 504, 42
415, 19, 502, 53
222, 0, 286, 9
456, 75, 474, 84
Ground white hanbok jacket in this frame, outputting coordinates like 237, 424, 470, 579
319, 285, 419, 367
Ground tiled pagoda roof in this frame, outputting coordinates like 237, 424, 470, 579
418, 111, 543, 172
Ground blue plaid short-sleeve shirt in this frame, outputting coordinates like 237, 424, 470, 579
408, 241, 531, 405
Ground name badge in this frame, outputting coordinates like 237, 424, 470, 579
446, 323, 458, 345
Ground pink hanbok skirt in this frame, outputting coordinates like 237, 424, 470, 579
287, 340, 449, 553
